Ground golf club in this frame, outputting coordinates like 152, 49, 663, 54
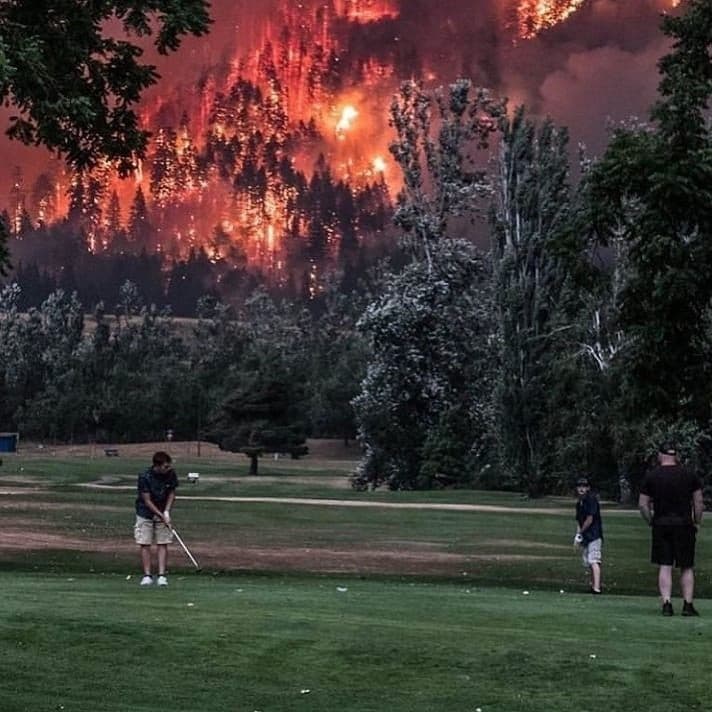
171, 526, 202, 571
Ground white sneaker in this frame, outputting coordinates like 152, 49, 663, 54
157, 575, 168, 586
140, 575, 154, 586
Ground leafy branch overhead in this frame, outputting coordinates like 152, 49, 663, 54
0, 1, 212, 175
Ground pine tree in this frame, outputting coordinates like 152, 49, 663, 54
31, 173, 56, 226
206, 360, 310, 475
105, 191, 123, 238
0, 212, 10, 276
127, 187, 153, 246
150, 127, 181, 209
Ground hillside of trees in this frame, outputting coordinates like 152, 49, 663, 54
2, 1, 712, 498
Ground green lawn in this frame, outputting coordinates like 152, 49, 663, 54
1, 450, 710, 711
1, 573, 709, 712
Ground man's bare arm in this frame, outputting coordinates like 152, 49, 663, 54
692, 489, 704, 526
578, 515, 593, 534
638, 493, 653, 525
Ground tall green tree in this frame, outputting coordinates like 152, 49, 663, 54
584, 0, 712, 439
0, 283, 25, 425
206, 354, 310, 476
353, 240, 495, 490
306, 289, 368, 444
351, 80, 503, 489
103, 298, 191, 442
490, 109, 575, 496
18, 290, 88, 440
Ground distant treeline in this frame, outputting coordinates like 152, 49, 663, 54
4, 214, 401, 317
0, 280, 369, 453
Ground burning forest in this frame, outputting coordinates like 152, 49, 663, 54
4, 0, 682, 309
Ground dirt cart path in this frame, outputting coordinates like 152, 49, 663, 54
178, 495, 571, 514
76, 482, 634, 516
176, 495, 637, 516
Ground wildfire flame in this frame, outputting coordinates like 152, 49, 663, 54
372, 156, 387, 174
517, 0, 587, 39
336, 0, 398, 23
336, 105, 359, 140
14, 0, 685, 285
516, 0, 683, 38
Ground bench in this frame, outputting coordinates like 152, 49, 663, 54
104, 448, 119, 457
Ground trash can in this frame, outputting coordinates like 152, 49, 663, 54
0, 432, 19, 452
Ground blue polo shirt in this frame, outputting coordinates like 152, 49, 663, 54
135, 467, 178, 519
576, 492, 603, 544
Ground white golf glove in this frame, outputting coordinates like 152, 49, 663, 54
163, 510, 171, 525
573, 532, 583, 546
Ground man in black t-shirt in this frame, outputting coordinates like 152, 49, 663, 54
639, 444, 704, 616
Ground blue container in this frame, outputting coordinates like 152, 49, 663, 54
0, 433, 18, 452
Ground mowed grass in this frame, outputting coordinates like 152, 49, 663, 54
1, 573, 709, 712
1, 447, 711, 711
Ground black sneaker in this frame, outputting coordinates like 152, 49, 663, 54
662, 601, 674, 616
590, 588, 602, 595
682, 601, 699, 617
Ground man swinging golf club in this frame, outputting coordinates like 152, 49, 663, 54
134, 451, 178, 586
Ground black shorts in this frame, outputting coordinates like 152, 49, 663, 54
651, 524, 696, 568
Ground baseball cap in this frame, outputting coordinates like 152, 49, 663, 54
658, 443, 677, 456
576, 477, 590, 487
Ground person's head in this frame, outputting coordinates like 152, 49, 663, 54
152, 451, 173, 473
657, 443, 678, 466
575, 477, 591, 496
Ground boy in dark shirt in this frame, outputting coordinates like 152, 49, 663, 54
134, 451, 178, 586
574, 477, 603, 594
639, 444, 703, 616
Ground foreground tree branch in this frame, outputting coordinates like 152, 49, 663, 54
0, 1, 211, 175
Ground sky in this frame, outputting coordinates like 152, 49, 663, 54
0, 0, 678, 199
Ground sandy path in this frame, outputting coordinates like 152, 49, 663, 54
73, 483, 634, 516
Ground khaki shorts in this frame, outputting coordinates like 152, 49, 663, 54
134, 515, 173, 545
581, 538, 602, 567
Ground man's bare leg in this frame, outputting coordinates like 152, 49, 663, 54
141, 545, 153, 575
158, 543, 168, 575
658, 565, 673, 601
591, 562, 601, 592
680, 567, 695, 603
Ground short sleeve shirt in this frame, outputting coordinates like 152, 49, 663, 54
135, 467, 178, 518
576, 492, 603, 544
640, 465, 702, 526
